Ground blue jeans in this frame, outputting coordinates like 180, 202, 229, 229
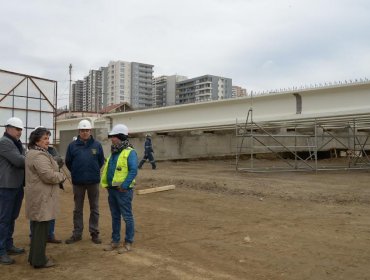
0, 187, 24, 256
107, 188, 134, 244
29, 219, 56, 239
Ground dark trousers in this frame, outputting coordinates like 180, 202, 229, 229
29, 221, 49, 267
29, 219, 56, 239
0, 187, 24, 256
138, 152, 156, 169
72, 184, 100, 238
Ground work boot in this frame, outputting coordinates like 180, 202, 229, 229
151, 162, 156, 170
7, 246, 25, 255
117, 243, 132, 254
91, 234, 102, 244
0, 254, 15, 265
65, 235, 82, 244
103, 242, 119, 251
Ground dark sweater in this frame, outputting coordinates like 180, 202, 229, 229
65, 136, 105, 185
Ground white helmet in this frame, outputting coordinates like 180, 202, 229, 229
6, 117, 24, 130
146, 133, 151, 137
78, 119, 92, 129
109, 124, 128, 136
34, 126, 44, 131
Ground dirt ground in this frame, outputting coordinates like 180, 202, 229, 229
2, 159, 370, 280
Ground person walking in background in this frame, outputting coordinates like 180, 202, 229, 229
65, 119, 105, 245
138, 133, 156, 170
0, 117, 26, 265
101, 124, 138, 253
25, 127, 65, 269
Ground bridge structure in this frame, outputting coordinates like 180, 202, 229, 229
56, 80, 370, 164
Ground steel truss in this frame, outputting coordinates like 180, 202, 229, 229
236, 109, 370, 172
0, 69, 57, 145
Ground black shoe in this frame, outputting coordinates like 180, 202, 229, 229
65, 236, 82, 244
33, 258, 56, 269
91, 235, 102, 244
0, 254, 15, 265
47, 238, 62, 244
7, 246, 25, 255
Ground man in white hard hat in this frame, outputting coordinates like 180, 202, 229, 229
65, 119, 105, 245
100, 124, 138, 253
0, 117, 26, 265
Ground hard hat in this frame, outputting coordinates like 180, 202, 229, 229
33, 126, 44, 131
6, 117, 24, 130
146, 133, 151, 137
109, 124, 128, 136
77, 119, 92, 129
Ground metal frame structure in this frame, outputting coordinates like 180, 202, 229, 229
0, 69, 57, 145
236, 109, 370, 172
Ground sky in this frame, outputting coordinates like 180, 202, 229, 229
1, 0, 370, 107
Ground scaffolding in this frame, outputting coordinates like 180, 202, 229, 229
0, 69, 57, 145
236, 109, 370, 172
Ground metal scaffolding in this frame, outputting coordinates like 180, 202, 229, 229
236, 109, 370, 172
0, 69, 57, 145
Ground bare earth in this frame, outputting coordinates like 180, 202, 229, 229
2, 159, 370, 280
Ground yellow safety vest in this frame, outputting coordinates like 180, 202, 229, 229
101, 148, 135, 189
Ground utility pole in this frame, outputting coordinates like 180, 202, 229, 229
68, 63, 72, 115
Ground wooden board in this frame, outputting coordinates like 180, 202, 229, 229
136, 185, 176, 195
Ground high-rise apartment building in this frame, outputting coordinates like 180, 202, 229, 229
176, 75, 232, 105
103, 61, 131, 107
130, 62, 154, 109
153, 75, 187, 107
102, 61, 154, 109
83, 69, 103, 112
71, 80, 84, 111
71, 69, 103, 112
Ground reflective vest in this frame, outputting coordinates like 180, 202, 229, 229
101, 148, 135, 189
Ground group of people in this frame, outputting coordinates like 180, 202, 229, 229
0, 117, 142, 268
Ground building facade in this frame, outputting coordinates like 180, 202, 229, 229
232, 85, 247, 97
103, 61, 132, 108
153, 75, 187, 107
71, 80, 84, 111
176, 75, 232, 105
84, 69, 103, 112
130, 62, 154, 109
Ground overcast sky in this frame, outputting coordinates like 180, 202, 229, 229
1, 0, 369, 107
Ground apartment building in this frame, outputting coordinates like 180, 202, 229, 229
71, 80, 83, 111
232, 85, 247, 97
103, 61, 131, 107
102, 61, 154, 110
153, 75, 187, 107
130, 62, 154, 109
71, 68, 104, 112
83, 69, 103, 112
176, 75, 232, 105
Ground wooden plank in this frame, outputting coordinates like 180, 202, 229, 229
136, 185, 176, 195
